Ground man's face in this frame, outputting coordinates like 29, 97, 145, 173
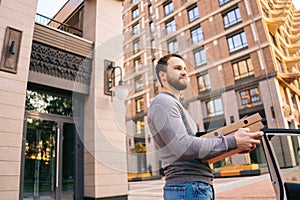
165, 56, 188, 91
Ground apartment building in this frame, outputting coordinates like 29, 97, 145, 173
122, 0, 300, 174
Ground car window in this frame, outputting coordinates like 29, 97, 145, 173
262, 129, 300, 200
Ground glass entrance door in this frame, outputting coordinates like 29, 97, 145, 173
23, 118, 58, 199
22, 118, 77, 200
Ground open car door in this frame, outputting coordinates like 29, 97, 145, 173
262, 129, 300, 200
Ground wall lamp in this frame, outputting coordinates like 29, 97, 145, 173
104, 59, 129, 101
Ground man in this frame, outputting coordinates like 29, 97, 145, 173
147, 54, 263, 200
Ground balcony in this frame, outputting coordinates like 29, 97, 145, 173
35, 13, 83, 37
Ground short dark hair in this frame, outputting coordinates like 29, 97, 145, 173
155, 54, 184, 86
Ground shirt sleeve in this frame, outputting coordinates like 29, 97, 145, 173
148, 98, 237, 160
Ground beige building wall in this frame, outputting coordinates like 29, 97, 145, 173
0, 1, 38, 199
83, 0, 128, 198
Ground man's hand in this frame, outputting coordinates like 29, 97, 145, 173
234, 127, 264, 153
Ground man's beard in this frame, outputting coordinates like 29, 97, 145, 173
167, 76, 187, 90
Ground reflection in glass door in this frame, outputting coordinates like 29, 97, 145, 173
23, 118, 77, 200
23, 118, 57, 199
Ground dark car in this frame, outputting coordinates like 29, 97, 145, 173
262, 129, 300, 200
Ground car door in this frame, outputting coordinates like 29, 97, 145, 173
262, 129, 300, 200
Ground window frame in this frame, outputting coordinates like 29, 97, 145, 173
239, 87, 261, 107
132, 6, 139, 20
232, 57, 254, 80
197, 73, 211, 92
194, 47, 207, 67
167, 38, 178, 53
191, 26, 204, 44
227, 31, 248, 53
164, 1, 174, 16
223, 7, 242, 28
135, 96, 145, 113
188, 5, 200, 22
206, 98, 224, 117
132, 23, 140, 35
165, 18, 176, 34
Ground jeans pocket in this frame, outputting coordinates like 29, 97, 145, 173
164, 185, 185, 200
195, 182, 213, 200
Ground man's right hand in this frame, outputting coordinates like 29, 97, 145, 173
234, 127, 264, 153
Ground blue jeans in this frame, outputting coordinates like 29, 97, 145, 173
164, 182, 214, 200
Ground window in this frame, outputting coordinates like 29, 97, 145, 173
132, 0, 138, 3
150, 21, 155, 33
232, 57, 254, 80
219, 0, 231, 6
240, 87, 260, 107
194, 48, 207, 67
207, 98, 224, 116
133, 39, 140, 54
198, 73, 211, 92
227, 31, 248, 53
135, 75, 144, 91
223, 7, 242, 28
132, 23, 140, 35
135, 96, 144, 113
134, 57, 142, 72
149, 4, 153, 16
168, 38, 178, 53
188, 6, 199, 22
191, 26, 204, 44
164, 1, 174, 16
132, 7, 139, 20
166, 19, 176, 34
135, 119, 145, 135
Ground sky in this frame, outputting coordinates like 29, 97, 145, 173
37, 0, 68, 18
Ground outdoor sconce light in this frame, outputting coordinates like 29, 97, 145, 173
104, 59, 129, 101
0, 26, 22, 74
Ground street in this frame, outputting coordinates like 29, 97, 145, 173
128, 173, 276, 200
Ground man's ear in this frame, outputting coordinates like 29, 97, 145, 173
159, 71, 167, 82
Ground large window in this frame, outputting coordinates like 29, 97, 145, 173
134, 57, 142, 72
188, 5, 199, 22
223, 7, 242, 28
164, 1, 174, 16
207, 98, 224, 116
132, 23, 140, 35
194, 48, 207, 67
133, 39, 140, 54
168, 38, 178, 53
198, 73, 211, 92
219, 0, 231, 6
166, 19, 176, 34
240, 87, 261, 107
135, 119, 145, 135
148, 4, 153, 16
135, 96, 144, 113
135, 75, 144, 91
191, 26, 204, 44
227, 31, 248, 53
132, 7, 139, 20
232, 57, 254, 80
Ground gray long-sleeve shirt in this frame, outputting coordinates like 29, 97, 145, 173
147, 92, 237, 185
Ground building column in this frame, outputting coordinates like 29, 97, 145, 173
83, 0, 128, 199
0, 0, 38, 199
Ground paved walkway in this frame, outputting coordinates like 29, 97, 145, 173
128, 173, 276, 200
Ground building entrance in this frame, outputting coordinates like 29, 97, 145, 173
20, 86, 83, 199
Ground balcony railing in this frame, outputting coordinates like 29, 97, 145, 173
35, 13, 83, 37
